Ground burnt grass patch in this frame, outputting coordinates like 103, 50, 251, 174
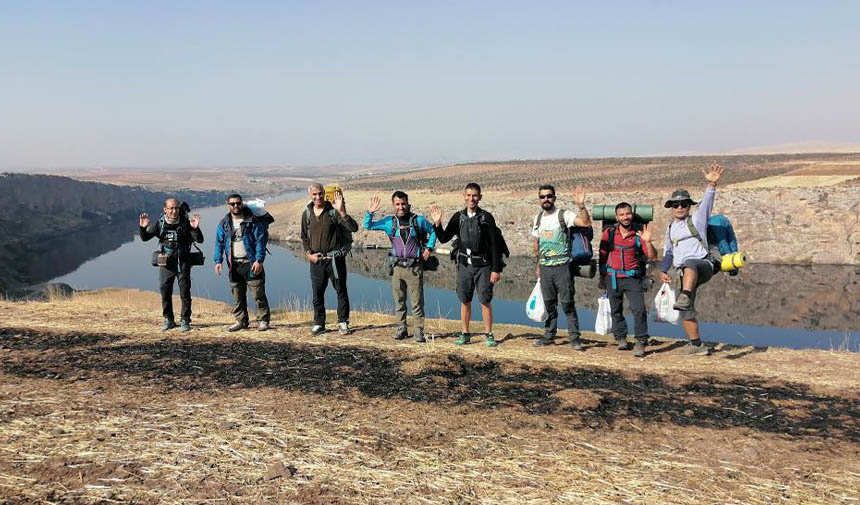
2, 327, 858, 441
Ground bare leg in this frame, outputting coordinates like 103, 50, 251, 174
681, 267, 698, 291
461, 303, 471, 333
682, 318, 700, 341
480, 302, 493, 333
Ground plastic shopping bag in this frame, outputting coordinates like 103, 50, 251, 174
244, 199, 268, 217
526, 280, 547, 322
653, 282, 680, 325
594, 294, 612, 335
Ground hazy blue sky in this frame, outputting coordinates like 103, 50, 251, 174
1, 1, 858, 168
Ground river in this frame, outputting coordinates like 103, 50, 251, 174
34, 193, 860, 352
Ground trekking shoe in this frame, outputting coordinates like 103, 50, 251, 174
673, 292, 693, 311
179, 320, 191, 332
258, 320, 270, 332
162, 318, 176, 331
569, 337, 584, 351
454, 332, 471, 345
227, 321, 248, 332
310, 324, 325, 336
633, 341, 646, 358
533, 336, 554, 347
338, 322, 352, 335
685, 341, 710, 356
484, 333, 498, 347
393, 326, 408, 340
414, 328, 426, 343
616, 339, 633, 351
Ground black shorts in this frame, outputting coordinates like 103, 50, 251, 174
456, 263, 494, 304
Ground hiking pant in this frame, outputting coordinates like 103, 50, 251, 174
539, 263, 580, 339
392, 263, 424, 329
678, 258, 715, 321
606, 276, 648, 341
159, 262, 192, 322
310, 256, 350, 326
229, 261, 270, 324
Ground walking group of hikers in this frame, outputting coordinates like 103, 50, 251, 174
140, 163, 727, 358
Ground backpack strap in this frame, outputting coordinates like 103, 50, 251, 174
685, 216, 708, 250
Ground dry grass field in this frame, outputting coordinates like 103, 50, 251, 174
1, 289, 858, 504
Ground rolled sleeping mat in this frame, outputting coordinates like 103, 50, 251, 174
571, 259, 598, 279
720, 252, 747, 272
591, 204, 654, 222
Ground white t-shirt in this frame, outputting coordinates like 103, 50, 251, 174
231, 216, 247, 259
532, 208, 578, 266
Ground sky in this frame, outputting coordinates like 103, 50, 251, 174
1, 1, 859, 169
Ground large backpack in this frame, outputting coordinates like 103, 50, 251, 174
602, 224, 648, 289
682, 214, 740, 275
451, 209, 509, 270
532, 209, 593, 264
303, 206, 352, 257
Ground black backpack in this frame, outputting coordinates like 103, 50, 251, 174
450, 209, 509, 270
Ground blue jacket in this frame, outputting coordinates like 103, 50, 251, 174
363, 212, 437, 257
214, 207, 268, 271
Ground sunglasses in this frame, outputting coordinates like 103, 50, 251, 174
228, 202, 243, 207
539, 194, 556, 200
669, 201, 691, 209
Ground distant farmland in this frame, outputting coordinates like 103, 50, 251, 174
347, 153, 860, 193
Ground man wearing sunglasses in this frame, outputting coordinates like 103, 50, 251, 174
214, 193, 271, 332
658, 163, 725, 355
531, 184, 590, 350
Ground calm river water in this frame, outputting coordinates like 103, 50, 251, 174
36, 194, 859, 352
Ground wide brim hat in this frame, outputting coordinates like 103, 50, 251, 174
664, 189, 697, 208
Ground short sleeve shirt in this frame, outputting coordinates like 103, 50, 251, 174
532, 209, 577, 266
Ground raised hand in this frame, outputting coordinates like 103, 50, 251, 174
367, 196, 381, 213
139, 212, 150, 228
430, 204, 443, 225
704, 162, 724, 185
636, 222, 652, 243
334, 191, 345, 214
573, 185, 586, 208
189, 213, 201, 229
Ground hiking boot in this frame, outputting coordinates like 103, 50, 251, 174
179, 320, 191, 332
685, 341, 710, 356
484, 332, 498, 347
633, 340, 646, 358
673, 292, 693, 311
227, 321, 248, 332
393, 325, 408, 340
454, 332, 471, 345
414, 328, 426, 343
162, 318, 176, 331
310, 324, 325, 336
569, 337, 584, 351
338, 322, 352, 335
616, 339, 633, 351
533, 336, 554, 347
258, 320, 270, 332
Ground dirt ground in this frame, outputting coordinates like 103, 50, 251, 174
1, 289, 858, 504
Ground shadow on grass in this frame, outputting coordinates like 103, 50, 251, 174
1, 327, 858, 441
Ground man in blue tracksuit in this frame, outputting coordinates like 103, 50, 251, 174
213, 193, 271, 332
364, 191, 437, 342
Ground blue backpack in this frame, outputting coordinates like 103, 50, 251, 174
533, 210, 594, 264
685, 214, 740, 275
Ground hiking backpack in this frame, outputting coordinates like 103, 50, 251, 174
602, 224, 649, 289
450, 209, 509, 270
532, 209, 594, 264
679, 214, 740, 276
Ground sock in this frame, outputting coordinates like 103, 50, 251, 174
681, 289, 693, 298
690, 339, 702, 347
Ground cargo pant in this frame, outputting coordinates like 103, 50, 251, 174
392, 263, 424, 330
229, 260, 270, 324
539, 262, 580, 340
606, 276, 648, 342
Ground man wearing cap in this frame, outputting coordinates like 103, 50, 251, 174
658, 163, 724, 355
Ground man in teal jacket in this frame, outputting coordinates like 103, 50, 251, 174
364, 191, 437, 342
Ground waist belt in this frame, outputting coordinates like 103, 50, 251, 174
606, 266, 639, 290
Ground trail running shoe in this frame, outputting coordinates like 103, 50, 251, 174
413, 328, 426, 343
616, 339, 633, 351
533, 337, 554, 347
685, 341, 710, 356
393, 326, 408, 340
569, 338, 584, 351
454, 332, 471, 345
484, 333, 498, 347
310, 324, 325, 336
673, 292, 693, 311
179, 320, 191, 332
633, 341, 646, 358
338, 322, 352, 335
227, 321, 248, 332
162, 318, 176, 331
258, 320, 270, 332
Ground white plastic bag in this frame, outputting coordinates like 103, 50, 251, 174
653, 282, 680, 325
594, 294, 612, 335
244, 198, 268, 217
526, 280, 547, 322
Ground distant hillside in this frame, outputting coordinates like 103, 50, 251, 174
0, 173, 227, 292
